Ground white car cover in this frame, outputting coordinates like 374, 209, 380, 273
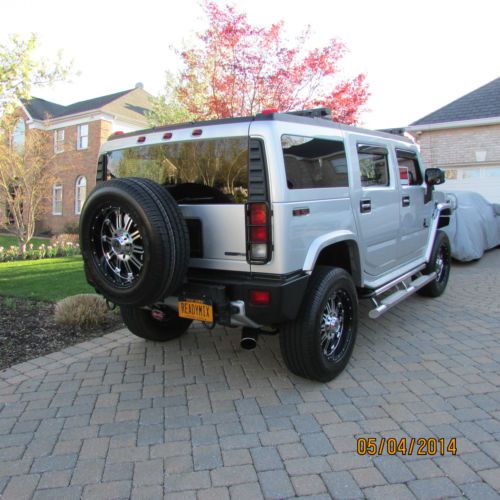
443, 191, 500, 261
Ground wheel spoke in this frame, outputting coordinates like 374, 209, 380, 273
97, 206, 144, 286
132, 244, 144, 255
115, 209, 122, 230
129, 255, 143, 271
123, 260, 134, 282
104, 218, 116, 234
124, 214, 133, 232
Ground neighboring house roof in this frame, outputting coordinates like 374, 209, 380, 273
22, 87, 152, 124
410, 77, 500, 127
23, 98, 67, 120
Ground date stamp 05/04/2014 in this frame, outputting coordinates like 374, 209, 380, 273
357, 437, 457, 456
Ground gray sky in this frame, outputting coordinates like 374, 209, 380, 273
2, 0, 499, 128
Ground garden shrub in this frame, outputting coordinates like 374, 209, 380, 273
0, 240, 80, 262
54, 294, 110, 327
50, 233, 79, 246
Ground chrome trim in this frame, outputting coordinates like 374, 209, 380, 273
373, 264, 426, 296
369, 272, 437, 319
425, 202, 451, 263
229, 300, 262, 328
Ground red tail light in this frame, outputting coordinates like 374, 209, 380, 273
261, 108, 279, 115
250, 203, 267, 225
250, 226, 267, 243
250, 290, 271, 305
246, 202, 271, 263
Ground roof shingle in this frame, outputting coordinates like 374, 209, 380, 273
410, 77, 500, 126
23, 88, 151, 123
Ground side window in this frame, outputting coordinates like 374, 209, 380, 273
357, 144, 389, 187
54, 129, 64, 154
52, 183, 63, 215
77, 124, 89, 150
75, 176, 87, 214
396, 149, 423, 186
281, 135, 348, 189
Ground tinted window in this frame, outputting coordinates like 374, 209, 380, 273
357, 145, 389, 187
282, 135, 348, 189
396, 149, 423, 186
106, 137, 249, 204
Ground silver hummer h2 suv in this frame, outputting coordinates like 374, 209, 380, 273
80, 108, 452, 382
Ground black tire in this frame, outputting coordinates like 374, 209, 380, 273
121, 305, 192, 341
417, 230, 451, 298
79, 178, 190, 306
280, 266, 358, 382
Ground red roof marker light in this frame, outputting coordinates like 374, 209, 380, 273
261, 108, 279, 115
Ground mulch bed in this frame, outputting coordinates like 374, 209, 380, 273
0, 297, 124, 371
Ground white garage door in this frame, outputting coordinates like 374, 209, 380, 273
438, 166, 500, 203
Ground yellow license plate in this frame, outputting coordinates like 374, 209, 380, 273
178, 300, 213, 322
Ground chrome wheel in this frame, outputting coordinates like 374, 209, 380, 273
435, 245, 446, 282
99, 207, 144, 285
320, 290, 351, 359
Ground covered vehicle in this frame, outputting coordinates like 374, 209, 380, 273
443, 191, 500, 261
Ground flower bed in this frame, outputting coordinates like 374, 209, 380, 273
0, 241, 81, 262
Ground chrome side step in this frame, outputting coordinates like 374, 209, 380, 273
368, 271, 436, 319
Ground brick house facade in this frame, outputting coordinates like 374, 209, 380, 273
407, 77, 500, 203
13, 86, 152, 234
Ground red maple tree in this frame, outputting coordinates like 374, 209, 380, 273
165, 1, 369, 125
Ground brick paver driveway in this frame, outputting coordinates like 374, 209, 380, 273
1, 250, 499, 499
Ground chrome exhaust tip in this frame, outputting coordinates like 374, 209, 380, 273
240, 328, 258, 350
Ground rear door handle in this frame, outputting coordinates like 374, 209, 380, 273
360, 199, 371, 213
402, 195, 410, 207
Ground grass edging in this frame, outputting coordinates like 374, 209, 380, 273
0, 256, 94, 302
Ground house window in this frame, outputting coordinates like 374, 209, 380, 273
54, 129, 64, 153
75, 176, 87, 214
53, 183, 63, 215
77, 124, 89, 150
12, 120, 26, 153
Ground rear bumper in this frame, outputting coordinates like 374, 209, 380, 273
167, 269, 310, 327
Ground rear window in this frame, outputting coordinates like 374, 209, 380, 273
105, 137, 249, 204
282, 135, 348, 189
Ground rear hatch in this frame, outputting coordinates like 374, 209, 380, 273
102, 121, 257, 273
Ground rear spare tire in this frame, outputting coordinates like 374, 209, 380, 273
79, 178, 190, 306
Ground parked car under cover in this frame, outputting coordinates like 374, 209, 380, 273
444, 191, 500, 261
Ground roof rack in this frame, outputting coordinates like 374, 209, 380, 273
284, 107, 332, 120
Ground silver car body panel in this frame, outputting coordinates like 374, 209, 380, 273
99, 115, 447, 291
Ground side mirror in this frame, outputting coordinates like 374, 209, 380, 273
425, 168, 445, 186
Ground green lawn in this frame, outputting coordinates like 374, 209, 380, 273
0, 234, 49, 249
0, 256, 94, 301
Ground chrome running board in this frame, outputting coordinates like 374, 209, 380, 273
368, 268, 436, 319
